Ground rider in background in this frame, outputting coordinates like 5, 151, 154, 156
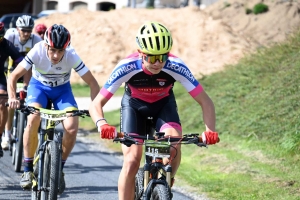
34, 23, 47, 39
89, 21, 219, 200
2, 15, 42, 151
0, 22, 23, 157
7, 24, 100, 193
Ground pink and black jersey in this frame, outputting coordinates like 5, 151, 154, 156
100, 52, 203, 103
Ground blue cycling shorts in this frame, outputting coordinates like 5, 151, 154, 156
26, 78, 78, 110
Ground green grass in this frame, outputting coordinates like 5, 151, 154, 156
71, 84, 125, 97
78, 29, 300, 199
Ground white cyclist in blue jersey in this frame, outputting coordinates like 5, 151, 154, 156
7, 24, 100, 193
89, 21, 220, 200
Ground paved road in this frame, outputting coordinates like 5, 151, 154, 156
0, 96, 208, 199
0, 134, 206, 200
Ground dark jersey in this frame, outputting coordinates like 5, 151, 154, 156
0, 38, 23, 77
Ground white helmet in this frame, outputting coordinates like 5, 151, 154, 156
16, 15, 34, 29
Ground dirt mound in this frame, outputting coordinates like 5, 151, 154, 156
34, 0, 300, 86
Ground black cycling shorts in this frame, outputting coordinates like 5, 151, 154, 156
120, 91, 181, 136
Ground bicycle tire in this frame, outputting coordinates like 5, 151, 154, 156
150, 184, 171, 200
41, 141, 59, 200
11, 110, 18, 165
135, 168, 144, 200
14, 111, 26, 172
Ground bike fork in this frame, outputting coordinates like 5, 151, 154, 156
37, 130, 47, 192
56, 131, 63, 189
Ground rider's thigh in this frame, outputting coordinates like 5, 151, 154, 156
122, 144, 143, 167
26, 103, 42, 128
162, 127, 182, 137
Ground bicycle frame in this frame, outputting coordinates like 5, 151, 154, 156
33, 116, 63, 198
113, 119, 205, 200
18, 106, 90, 200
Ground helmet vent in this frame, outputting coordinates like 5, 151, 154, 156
167, 36, 171, 49
142, 38, 147, 50
155, 36, 160, 51
151, 23, 158, 33
149, 37, 153, 49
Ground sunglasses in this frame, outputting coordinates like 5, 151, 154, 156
142, 53, 169, 64
20, 29, 32, 33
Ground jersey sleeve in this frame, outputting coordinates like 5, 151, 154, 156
68, 48, 89, 76
20, 44, 40, 71
32, 34, 42, 44
100, 57, 140, 99
165, 56, 204, 97
7, 40, 23, 64
4, 29, 14, 41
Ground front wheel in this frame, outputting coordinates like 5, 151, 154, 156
14, 111, 26, 172
11, 110, 19, 164
41, 141, 60, 200
135, 168, 144, 200
150, 184, 171, 200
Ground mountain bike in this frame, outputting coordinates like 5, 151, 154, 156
113, 126, 207, 200
18, 105, 90, 200
10, 88, 27, 172
2, 84, 27, 170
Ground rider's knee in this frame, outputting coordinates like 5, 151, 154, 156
26, 115, 41, 128
123, 158, 140, 173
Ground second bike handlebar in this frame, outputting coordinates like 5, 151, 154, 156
5, 104, 90, 119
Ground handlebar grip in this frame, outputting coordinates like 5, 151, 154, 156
117, 132, 124, 138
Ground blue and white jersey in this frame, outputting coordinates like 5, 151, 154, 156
20, 41, 89, 87
100, 52, 203, 103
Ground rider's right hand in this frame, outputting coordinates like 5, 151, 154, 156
7, 98, 20, 109
98, 124, 117, 139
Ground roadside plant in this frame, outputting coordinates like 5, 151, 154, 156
253, 3, 269, 14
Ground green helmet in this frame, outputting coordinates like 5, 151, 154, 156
136, 21, 173, 55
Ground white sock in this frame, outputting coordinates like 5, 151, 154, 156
4, 130, 11, 138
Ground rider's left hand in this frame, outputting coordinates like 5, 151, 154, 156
202, 131, 220, 145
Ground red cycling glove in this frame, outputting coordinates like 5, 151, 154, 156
99, 124, 117, 139
202, 131, 220, 145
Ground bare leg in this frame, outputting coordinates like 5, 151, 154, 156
0, 95, 8, 135
5, 108, 14, 134
61, 116, 78, 160
23, 103, 41, 158
118, 144, 143, 200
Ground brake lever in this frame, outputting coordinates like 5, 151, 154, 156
197, 143, 207, 148
113, 135, 137, 147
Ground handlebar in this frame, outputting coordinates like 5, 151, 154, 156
14, 105, 90, 121
113, 132, 207, 148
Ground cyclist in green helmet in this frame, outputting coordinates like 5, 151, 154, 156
89, 21, 219, 199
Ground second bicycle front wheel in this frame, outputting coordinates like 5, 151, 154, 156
14, 111, 26, 172
150, 184, 171, 200
41, 141, 60, 200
